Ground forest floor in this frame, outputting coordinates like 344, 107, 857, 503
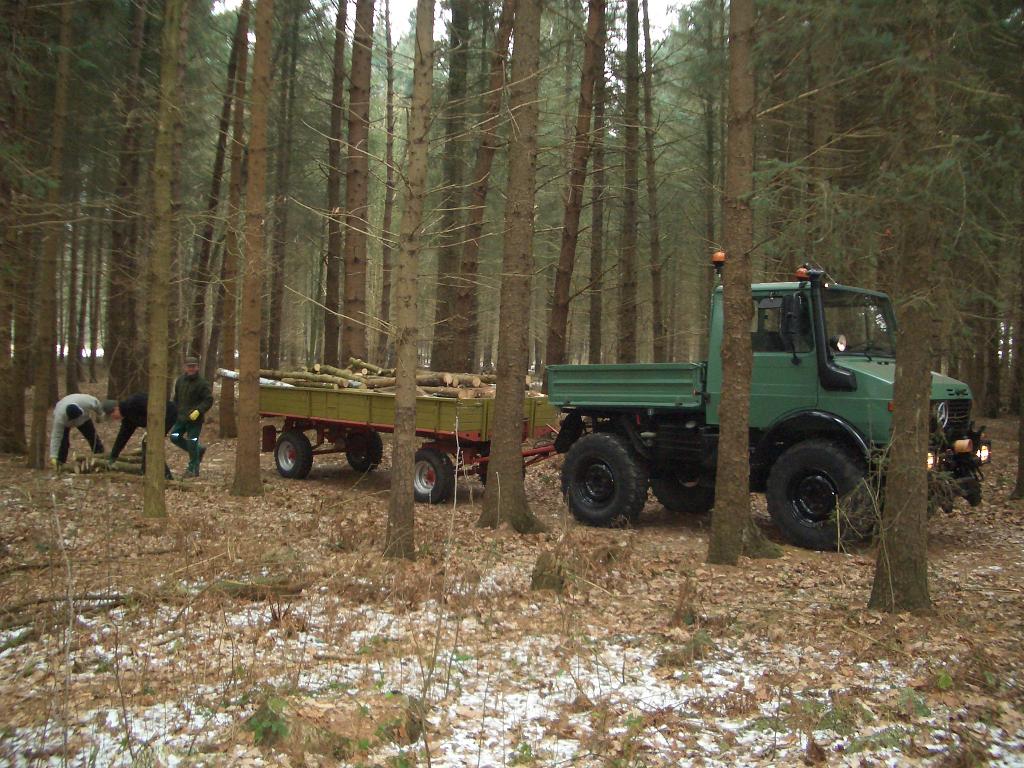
1, 383, 1022, 767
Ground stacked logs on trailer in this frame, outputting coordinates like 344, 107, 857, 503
230, 358, 538, 400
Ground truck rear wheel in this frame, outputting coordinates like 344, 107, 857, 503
766, 439, 875, 550
561, 433, 649, 526
346, 430, 384, 472
413, 447, 456, 504
275, 430, 313, 479
651, 473, 714, 514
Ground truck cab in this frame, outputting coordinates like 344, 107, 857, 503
548, 267, 990, 550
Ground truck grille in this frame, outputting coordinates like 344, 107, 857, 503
933, 399, 971, 435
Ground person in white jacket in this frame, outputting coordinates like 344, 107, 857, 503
49, 394, 119, 468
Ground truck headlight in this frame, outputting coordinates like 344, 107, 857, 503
976, 443, 990, 463
927, 451, 935, 470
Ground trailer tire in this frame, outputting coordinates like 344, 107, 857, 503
562, 433, 648, 526
346, 430, 384, 472
413, 448, 456, 504
275, 430, 313, 479
651, 474, 714, 514
766, 439, 875, 550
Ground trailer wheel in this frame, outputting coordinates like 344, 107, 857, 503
413, 448, 456, 503
275, 430, 313, 479
651, 473, 714, 514
766, 439, 875, 550
346, 430, 384, 472
561, 433, 649, 526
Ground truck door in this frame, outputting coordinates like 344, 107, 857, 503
749, 293, 817, 428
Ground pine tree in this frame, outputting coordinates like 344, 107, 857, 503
233, 0, 274, 497
144, 0, 187, 517
478, 0, 546, 534
323, 0, 348, 366
28, 0, 72, 469
341, 0, 374, 361
386, 0, 434, 560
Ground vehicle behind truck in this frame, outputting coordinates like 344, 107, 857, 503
547, 266, 991, 550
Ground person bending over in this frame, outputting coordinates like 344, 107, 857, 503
49, 394, 119, 468
109, 393, 178, 479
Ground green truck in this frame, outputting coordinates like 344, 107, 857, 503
547, 267, 991, 550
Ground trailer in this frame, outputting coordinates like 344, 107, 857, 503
258, 384, 559, 502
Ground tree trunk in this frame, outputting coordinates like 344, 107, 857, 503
430, 0, 470, 371
189, 7, 246, 360
341, 0, 374, 362
74, 212, 88, 385
29, 0, 72, 469
65, 205, 80, 393
641, 0, 665, 362
588, 23, 606, 365
544, 0, 603, 370
217, 2, 251, 439
0, 0, 27, 453
323, 0, 348, 366
376, 0, 397, 366
707, 0, 774, 565
106, 0, 148, 398
478, 0, 546, 534
90, 219, 102, 382
1012, 218, 1024, 499
386, 0, 434, 560
449, 0, 515, 372
267, 1, 300, 370
617, 0, 639, 363
144, 0, 185, 517
698, 0, 719, 360
233, 0, 273, 497
868, 6, 937, 613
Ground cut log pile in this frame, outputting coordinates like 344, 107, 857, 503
221, 358, 544, 400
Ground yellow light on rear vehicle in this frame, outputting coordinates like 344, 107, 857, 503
976, 444, 990, 463
927, 451, 935, 470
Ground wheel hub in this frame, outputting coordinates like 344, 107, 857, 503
414, 461, 436, 493
581, 462, 615, 503
794, 474, 837, 522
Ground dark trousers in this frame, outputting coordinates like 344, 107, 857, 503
57, 421, 105, 463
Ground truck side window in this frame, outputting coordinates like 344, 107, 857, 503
751, 297, 812, 353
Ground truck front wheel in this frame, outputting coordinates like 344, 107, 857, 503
766, 440, 875, 550
562, 433, 649, 526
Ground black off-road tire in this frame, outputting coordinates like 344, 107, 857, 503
766, 439, 875, 550
413, 447, 456, 504
651, 474, 715, 515
346, 430, 384, 472
561, 433, 649, 526
275, 430, 314, 479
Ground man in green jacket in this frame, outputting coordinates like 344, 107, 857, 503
170, 356, 214, 478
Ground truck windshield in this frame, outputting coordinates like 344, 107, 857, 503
823, 289, 896, 358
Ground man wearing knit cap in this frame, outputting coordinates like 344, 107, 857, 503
170, 355, 214, 478
49, 393, 120, 468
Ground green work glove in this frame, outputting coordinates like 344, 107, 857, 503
189, 409, 201, 421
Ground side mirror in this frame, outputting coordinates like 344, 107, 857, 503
780, 294, 802, 363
